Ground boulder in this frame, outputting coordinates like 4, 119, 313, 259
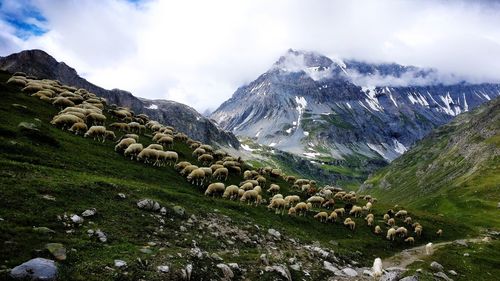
216, 263, 234, 280
267, 228, 281, 240
431, 261, 444, 272
81, 208, 97, 217
137, 199, 161, 211
342, 267, 358, 277
10, 258, 57, 281
45, 243, 66, 261
114, 260, 127, 268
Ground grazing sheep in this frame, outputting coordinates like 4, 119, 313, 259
256, 176, 266, 188
200, 167, 212, 179
349, 206, 363, 218
387, 218, 396, 226
192, 147, 206, 157
306, 196, 325, 207
175, 161, 192, 171
128, 122, 142, 133
327, 211, 338, 222
68, 122, 88, 135
210, 164, 224, 172
396, 227, 408, 238
314, 211, 329, 223
395, 210, 408, 218
213, 167, 229, 181
285, 176, 296, 184
205, 183, 225, 197
51, 114, 83, 129
109, 122, 130, 132
364, 202, 373, 212
86, 112, 106, 125
240, 190, 259, 205
294, 202, 309, 216
243, 170, 258, 180
163, 151, 178, 166
383, 214, 390, 221
367, 217, 374, 226
199, 144, 213, 153
268, 198, 287, 215
333, 208, 345, 217
241, 179, 259, 187
436, 229, 443, 237
425, 243, 433, 255
267, 184, 280, 194
146, 144, 163, 151
404, 217, 412, 225
253, 185, 262, 194
187, 168, 206, 186
222, 185, 240, 200
288, 207, 296, 216
405, 237, 415, 244
7, 76, 27, 87
343, 218, 356, 230
414, 225, 423, 237
52, 97, 75, 108
104, 130, 116, 141
158, 136, 174, 149
137, 148, 159, 164
372, 258, 383, 279
386, 228, 397, 241
284, 195, 300, 207
374, 225, 382, 235
198, 154, 214, 165
181, 165, 199, 176
84, 126, 107, 142
123, 143, 143, 160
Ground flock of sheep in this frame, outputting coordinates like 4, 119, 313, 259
8, 72, 444, 249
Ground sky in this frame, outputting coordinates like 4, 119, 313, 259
1, 0, 500, 113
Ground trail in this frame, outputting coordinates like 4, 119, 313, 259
382, 237, 484, 269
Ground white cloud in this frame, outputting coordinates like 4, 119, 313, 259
1, 0, 500, 112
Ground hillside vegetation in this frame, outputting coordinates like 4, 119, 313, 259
0, 70, 493, 280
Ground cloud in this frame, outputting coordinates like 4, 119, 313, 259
1, 0, 500, 112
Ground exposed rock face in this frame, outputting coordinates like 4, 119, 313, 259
211, 49, 499, 163
10, 258, 57, 281
0, 49, 239, 148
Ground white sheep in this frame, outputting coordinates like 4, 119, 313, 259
327, 211, 338, 222
294, 202, 309, 216
124, 143, 143, 160
84, 126, 107, 142
137, 148, 159, 164
306, 196, 325, 207
51, 114, 83, 129
372, 258, 383, 278
314, 211, 329, 223
146, 144, 163, 151
349, 206, 363, 217
213, 167, 229, 181
175, 161, 191, 171
205, 183, 225, 197
198, 154, 214, 165
187, 168, 206, 186
425, 242, 433, 255
86, 112, 106, 126
386, 228, 396, 241
180, 165, 199, 176
284, 195, 300, 207
240, 190, 259, 205
333, 208, 345, 217
222, 185, 240, 200
268, 198, 286, 215
266, 184, 280, 194
158, 136, 174, 149
343, 218, 356, 230
68, 122, 88, 135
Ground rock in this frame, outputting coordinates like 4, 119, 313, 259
41, 195, 56, 201
290, 264, 301, 271
157, 265, 169, 273
211, 253, 223, 261
70, 214, 84, 224
216, 263, 234, 280
399, 276, 418, 281
95, 229, 107, 242
190, 247, 203, 258
380, 271, 400, 281
180, 226, 187, 232
45, 243, 66, 261
260, 254, 269, 265
228, 263, 239, 270
323, 261, 338, 273
114, 260, 127, 268
12, 104, 28, 109
482, 236, 492, 242
453, 239, 468, 247
448, 270, 458, 276
139, 247, 153, 254
342, 267, 358, 277
434, 271, 453, 281
81, 208, 97, 217
10, 258, 57, 281
137, 199, 161, 211
18, 122, 39, 131
173, 205, 186, 216
264, 265, 291, 281
32, 226, 56, 234
363, 269, 373, 276
431, 261, 444, 272
267, 228, 281, 240
160, 207, 167, 216
463, 253, 470, 257
117, 193, 126, 199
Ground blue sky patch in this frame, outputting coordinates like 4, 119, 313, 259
0, 1, 48, 39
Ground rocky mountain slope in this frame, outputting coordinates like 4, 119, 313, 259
211, 49, 499, 163
0, 49, 239, 148
363, 96, 500, 228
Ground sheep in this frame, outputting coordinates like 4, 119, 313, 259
187, 168, 206, 186
52, 97, 75, 108
284, 195, 300, 207
152, 133, 169, 142
333, 208, 345, 217
268, 198, 287, 215
343, 218, 356, 230
146, 144, 163, 151
436, 229, 443, 237
386, 228, 397, 241
404, 217, 412, 225
198, 154, 214, 165
285, 175, 296, 184
243, 170, 257, 180
253, 185, 262, 194
119, 134, 139, 142
222, 185, 240, 200
213, 167, 229, 181
175, 161, 192, 171
109, 122, 130, 132
228, 165, 241, 175
364, 202, 373, 212
414, 225, 423, 237
365, 213, 374, 221
367, 217, 374, 226
163, 151, 178, 166
314, 211, 329, 223
7, 76, 27, 87
158, 136, 174, 149
395, 210, 408, 218
288, 207, 296, 216
173, 132, 188, 142
124, 143, 143, 160
104, 130, 116, 141
425, 242, 433, 255
192, 148, 206, 157
372, 258, 383, 279
84, 126, 107, 142
267, 184, 280, 194
22, 83, 43, 93
374, 225, 382, 235
396, 227, 408, 238
256, 176, 266, 187
306, 196, 325, 207
241, 180, 259, 187
181, 165, 199, 176
137, 148, 159, 164
51, 114, 83, 129
383, 214, 390, 221
205, 183, 225, 197
349, 206, 363, 218
327, 211, 338, 222
405, 237, 415, 244
294, 202, 309, 216
240, 190, 259, 205
86, 112, 106, 126
200, 167, 212, 180
387, 218, 396, 226
68, 122, 88, 135
210, 164, 224, 172
270, 169, 282, 178
128, 122, 142, 133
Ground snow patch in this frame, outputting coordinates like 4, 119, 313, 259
303, 152, 321, 159
303, 131, 309, 136
346, 102, 352, 109
294, 96, 307, 129
463, 93, 469, 112
269, 143, 277, 147
362, 86, 383, 111
285, 128, 293, 134
241, 144, 255, 152
147, 104, 158, 110
393, 139, 407, 154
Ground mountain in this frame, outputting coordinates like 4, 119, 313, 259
211, 49, 499, 164
0, 49, 239, 148
362, 96, 500, 228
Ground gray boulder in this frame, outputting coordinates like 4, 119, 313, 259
10, 258, 57, 281
431, 261, 444, 272
137, 199, 161, 211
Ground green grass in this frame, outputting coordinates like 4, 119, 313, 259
0, 71, 485, 280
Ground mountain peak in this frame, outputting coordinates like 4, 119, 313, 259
274, 49, 334, 71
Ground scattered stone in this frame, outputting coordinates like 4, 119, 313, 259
453, 239, 468, 247
380, 271, 400, 281
211, 253, 223, 261
463, 253, 470, 257
147, 242, 157, 247
342, 267, 358, 277
264, 265, 291, 281
157, 265, 169, 273
137, 199, 161, 211
431, 261, 444, 272
482, 236, 492, 243
180, 226, 187, 232
10, 258, 57, 281
267, 228, 281, 240
217, 263, 234, 280
81, 208, 97, 217
228, 263, 239, 270
323, 261, 338, 273
70, 214, 84, 224
139, 247, 153, 254
18, 122, 39, 131
117, 193, 126, 199
41, 194, 56, 201
12, 104, 28, 110
173, 205, 186, 216
434, 271, 453, 281
45, 243, 66, 261
399, 276, 418, 281
114, 260, 127, 268
95, 229, 107, 242
87, 229, 95, 236
448, 270, 458, 276
0, 217, 3, 222
290, 263, 301, 271
260, 254, 269, 265
32, 226, 56, 234
363, 269, 373, 276
160, 207, 167, 216
190, 247, 203, 258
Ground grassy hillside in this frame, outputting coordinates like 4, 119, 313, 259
0, 70, 488, 280
363, 97, 500, 231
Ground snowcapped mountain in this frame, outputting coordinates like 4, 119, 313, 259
211, 49, 499, 163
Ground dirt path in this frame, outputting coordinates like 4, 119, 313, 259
382, 237, 484, 269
